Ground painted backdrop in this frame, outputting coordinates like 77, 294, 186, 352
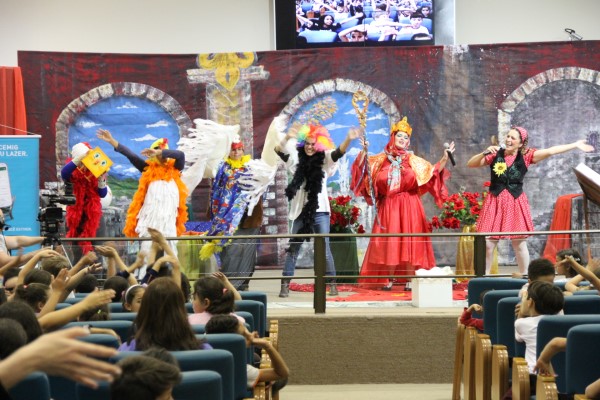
18, 41, 600, 265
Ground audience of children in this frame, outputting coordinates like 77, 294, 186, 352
119, 277, 211, 351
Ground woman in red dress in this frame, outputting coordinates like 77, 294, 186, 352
351, 117, 452, 290
467, 126, 593, 274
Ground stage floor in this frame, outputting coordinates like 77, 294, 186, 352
242, 264, 520, 316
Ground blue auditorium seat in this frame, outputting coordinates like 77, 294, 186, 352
235, 299, 265, 337
9, 372, 50, 400
565, 324, 600, 396
76, 370, 223, 400
203, 333, 250, 400
113, 349, 234, 400
298, 30, 338, 43
77, 333, 120, 349
536, 314, 600, 393
109, 312, 137, 321
496, 297, 522, 357
65, 320, 133, 343
482, 289, 520, 344
563, 295, 600, 314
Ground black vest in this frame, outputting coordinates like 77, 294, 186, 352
489, 149, 528, 199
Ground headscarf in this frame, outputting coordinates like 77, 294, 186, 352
511, 126, 529, 154
385, 117, 413, 189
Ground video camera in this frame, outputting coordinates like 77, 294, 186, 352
38, 182, 76, 246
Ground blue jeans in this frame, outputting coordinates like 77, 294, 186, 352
283, 212, 336, 280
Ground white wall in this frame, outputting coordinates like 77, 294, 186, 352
455, 0, 599, 45
1, 0, 599, 66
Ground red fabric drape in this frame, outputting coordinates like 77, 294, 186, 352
542, 193, 582, 262
0, 67, 27, 135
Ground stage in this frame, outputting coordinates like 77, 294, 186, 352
246, 268, 471, 385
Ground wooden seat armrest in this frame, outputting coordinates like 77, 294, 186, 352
491, 345, 509, 400
511, 357, 530, 400
535, 374, 558, 400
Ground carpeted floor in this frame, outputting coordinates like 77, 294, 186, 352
288, 282, 469, 302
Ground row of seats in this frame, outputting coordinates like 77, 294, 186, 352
454, 278, 600, 399
10, 306, 278, 400
9, 290, 275, 400
62, 292, 268, 336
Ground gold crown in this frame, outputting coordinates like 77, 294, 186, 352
391, 116, 412, 137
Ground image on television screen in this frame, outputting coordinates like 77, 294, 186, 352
278, 0, 435, 49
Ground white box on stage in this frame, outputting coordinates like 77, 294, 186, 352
411, 267, 454, 307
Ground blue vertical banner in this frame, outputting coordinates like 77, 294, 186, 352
0, 135, 41, 239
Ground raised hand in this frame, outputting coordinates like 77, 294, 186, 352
575, 139, 594, 152
94, 245, 118, 258
96, 129, 118, 148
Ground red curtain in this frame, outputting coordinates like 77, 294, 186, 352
542, 194, 582, 262
0, 67, 27, 135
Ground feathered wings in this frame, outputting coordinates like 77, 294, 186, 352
178, 118, 277, 216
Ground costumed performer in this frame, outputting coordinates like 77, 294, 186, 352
466, 126, 593, 274
61, 142, 108, 255
204, 135, 264, 291
275, 122, 362, 298
350, 116, 452, 291
96, 129, 188, 269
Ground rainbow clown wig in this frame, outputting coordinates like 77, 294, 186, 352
296, 124, 335, 152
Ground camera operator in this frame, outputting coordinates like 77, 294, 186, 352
61, 142, 108, 255
0, 209, 45, 269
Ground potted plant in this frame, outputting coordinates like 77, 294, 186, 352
329, 195, 364, 283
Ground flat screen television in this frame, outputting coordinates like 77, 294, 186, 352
275, 0, 435, 50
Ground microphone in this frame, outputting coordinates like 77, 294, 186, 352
443, 142, 455, 166
483, 144, 506, 155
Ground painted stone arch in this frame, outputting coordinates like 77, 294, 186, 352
54, 82, 192, 177
276, 78, 401, 126
497, 67, 600, 142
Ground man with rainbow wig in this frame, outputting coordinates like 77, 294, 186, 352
274, 123, 362, 297
97, 129, 187, 275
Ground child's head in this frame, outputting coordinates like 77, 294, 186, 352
123, 284, 146, 313
192, 276, 235, 315
0, 318, 27, 359
135, 278, 198, 351
2, 269, 19, 296
205, 314, 253, 347
13, 283, 50, 313
0, 299, 43, 343
78, 304, 110, 322
103, 276, 129, 302
76, 274, 99, 293
24, 269, 53, 286
525, 281, 564, 316
111, 355, 181, 400
40, 255, 70, 277
527, 258, 555, 283
556, 248, 583, 278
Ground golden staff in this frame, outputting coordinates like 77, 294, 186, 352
352, 91, 377, 213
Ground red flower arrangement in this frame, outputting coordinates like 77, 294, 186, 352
431, 183, 490, 230
329, 195, 365, 233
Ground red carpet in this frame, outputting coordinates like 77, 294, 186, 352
289, 281, 468, 302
